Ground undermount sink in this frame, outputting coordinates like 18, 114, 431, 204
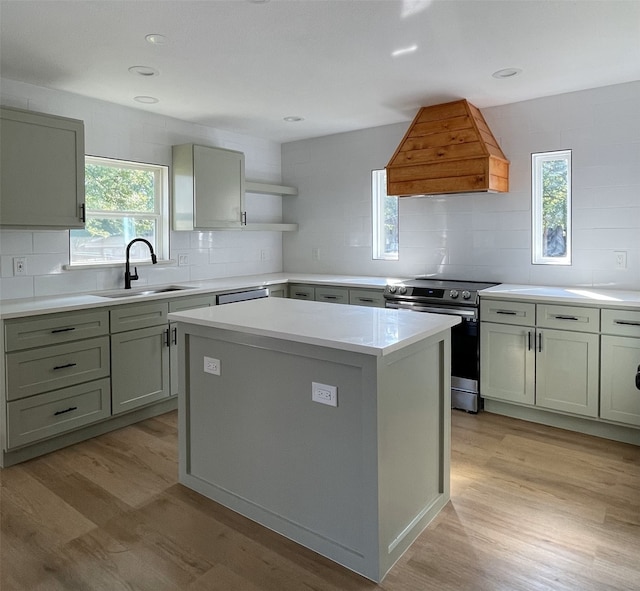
98, 285, 195, 299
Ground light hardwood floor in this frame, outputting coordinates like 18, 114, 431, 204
1, 410, 639, 590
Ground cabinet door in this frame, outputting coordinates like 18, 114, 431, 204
288, 284, 315, 300
536, 329, 599, 417
1, 107, 85, 228
349, 289, 385, 308
315, 286, 349, 304
111, 325, 170, 414
173, 144, 245, 230
268, 284, 287, 298
480, 322, 535, 404
600, 335, 640, 426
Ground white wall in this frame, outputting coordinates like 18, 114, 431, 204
282, 81, 640, 289
0, 79, 285, 300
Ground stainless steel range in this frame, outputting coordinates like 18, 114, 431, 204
383, 278, 500, 413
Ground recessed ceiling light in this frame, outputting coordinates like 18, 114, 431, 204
391, 44, 418, 57
492, 68, 522, 79
283, 116, 304, 122
145, 33, 167, 45
128, 65, 159, 77
134, 96, 159, 104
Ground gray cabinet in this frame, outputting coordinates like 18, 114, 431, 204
0, 106, 85, 228
168, 295, 215, 396
600, 308, 640, 426
348, 288, 385, 308
481, 300, 599, 418
3, 309, 110, 449
268, 284, 287, 298
288, 284, 315, 300
315, 286, 349, 304
172, 143, 245, 230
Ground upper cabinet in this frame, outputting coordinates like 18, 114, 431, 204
172, 143, 245, 230
1, 107, 85, 228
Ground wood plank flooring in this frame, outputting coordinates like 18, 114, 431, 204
1, 410, 639, 590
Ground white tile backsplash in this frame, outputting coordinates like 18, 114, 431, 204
282, 80, 640, 288
1, 78, 286, 300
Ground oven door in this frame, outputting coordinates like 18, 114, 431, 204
386, 300, 480, 411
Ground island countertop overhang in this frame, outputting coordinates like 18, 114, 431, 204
168, 297, 460, 357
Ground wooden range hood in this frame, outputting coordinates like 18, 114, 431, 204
386, 99, 509, 196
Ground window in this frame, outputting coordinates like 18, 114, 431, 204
532, 150, 571, 265
372, 169, 399, 260
70, 156, 169, 265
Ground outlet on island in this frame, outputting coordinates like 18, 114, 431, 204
204, 356, 221, 376
312, 382, 338, 407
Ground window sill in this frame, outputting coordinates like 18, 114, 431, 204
63, 259, 176, 271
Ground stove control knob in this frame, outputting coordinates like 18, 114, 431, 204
462, 290, 471, 300
388, 285, 397, 293
398, 285, 408, 295
449, 289, 459, 299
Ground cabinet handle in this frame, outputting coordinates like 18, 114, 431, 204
294, 292, 308, 297
359, 298, 374, 303
615, 320, 640, 326
80, 203, 86, 223
323, 295, 338, 300
51, 327, 76, 334
527, 331, 532, 351
241, 211, 247, 225
496, 310, 517, 315
538, 332, 543, 353
54, 406, 78, 416
53, 362, 77, 370
636, 365, 640, 390
553, 315, 579, 321
165, 328, 170, 347
172, 326, 178, 345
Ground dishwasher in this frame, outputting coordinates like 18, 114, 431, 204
216, 287, 270, 305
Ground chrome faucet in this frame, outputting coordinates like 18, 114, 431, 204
124, 238, 157, 289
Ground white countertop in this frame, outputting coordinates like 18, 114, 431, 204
0, 273, 406, 319
480, 284, 640, 308
169, 297, 460, 357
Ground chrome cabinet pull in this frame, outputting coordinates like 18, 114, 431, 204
241, 211, 247, 225
51, 327, 76, 334
53, 362, 77, 370
54, 406, 78, 416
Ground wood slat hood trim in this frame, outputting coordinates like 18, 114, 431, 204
386, 99, 509, 196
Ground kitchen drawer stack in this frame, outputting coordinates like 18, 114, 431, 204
4, 310, 111, 448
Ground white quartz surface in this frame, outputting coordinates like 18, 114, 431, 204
0, 273, 406, 319
169, 297, 460, 357
480, 284, 640, 308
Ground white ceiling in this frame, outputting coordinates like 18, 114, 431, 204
1, 0, 639, 143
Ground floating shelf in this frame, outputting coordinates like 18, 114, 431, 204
245, 181, 298, 196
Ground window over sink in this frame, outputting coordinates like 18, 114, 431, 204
69, 156, 169, 265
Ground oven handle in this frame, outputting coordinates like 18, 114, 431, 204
386, 302, 477, 318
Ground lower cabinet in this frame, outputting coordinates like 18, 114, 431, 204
481, 300, 600, 418
110, 324, 171, 414
268, 284, 287, 298
600, 336, 640, 427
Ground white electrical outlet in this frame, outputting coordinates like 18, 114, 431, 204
13, 257, 26, 276
614, 251, 627, 269
178, 254, 189, 266
204, 356, 221, 375
312, 382, 338, 407
312, 247, 321, 261
260, 249, 269, 261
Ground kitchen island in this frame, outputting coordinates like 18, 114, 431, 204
168, 297, 459, 582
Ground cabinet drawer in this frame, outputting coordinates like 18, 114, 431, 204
480, 300, 535, 326
7, 378, 111, 449
5, 309, 109, 352
537, 304, 599, 333
349, 289, 385, 308
110, 301, 168, 333
601, 309, 640, 337
315, 286, 349, 304
6, 336, 110, 401
288, 284, 315, 300
168, 295, 214, 313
